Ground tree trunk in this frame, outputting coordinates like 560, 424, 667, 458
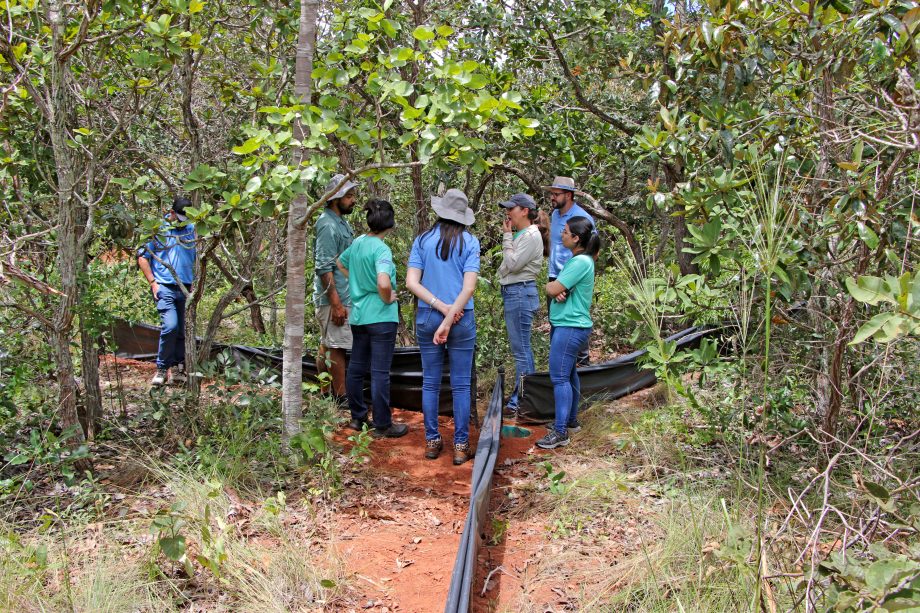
410, 142, 427, 233
79, 322, 102, 439
46, 0, 89, 462
281, 0, 320, 445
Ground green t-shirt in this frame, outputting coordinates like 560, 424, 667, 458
312, 208, 353, 307
549, 254, 594, 328
338, 235, 398, 325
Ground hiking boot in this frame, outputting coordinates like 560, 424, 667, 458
536, 429, 570, 449
567, 420, 582, 434
424, 437, 443, 460
348, 418, 370, 432
502, 405, 519, 419
150, 369, 168, 387
452, 442, 473, 466
170, 364, 187, 385
372, 422, 409, 438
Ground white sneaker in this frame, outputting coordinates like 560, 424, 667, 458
151, 369, 168, 387
170, 364, 187, 385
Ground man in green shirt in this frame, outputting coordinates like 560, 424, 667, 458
313, 173, 357, 400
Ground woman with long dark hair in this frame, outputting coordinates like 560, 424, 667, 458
406, 189, 480, 465
337, 199, 408, 438
497, 193, 545, 417
536, 216, 600, 449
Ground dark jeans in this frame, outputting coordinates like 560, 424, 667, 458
416, 308, 476, 444
346, 322, 398, 429
502, 281, 539, 410
547, 276, 590, 365
155, 283, 187, 370
549, 326, 591, 435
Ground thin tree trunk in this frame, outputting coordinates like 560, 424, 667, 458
79, 323, 102, 439
281, 0, 320, 445
46, 0, 89, 463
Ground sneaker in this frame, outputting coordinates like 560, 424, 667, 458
348, 418, 369, 432
536, 429, 570, 449
372, 422, 409, 438
170, 364, 187, 385
452, 442, 473, 465
424, 437, 443, 460
567, 420, 582, 433
150, 369, 168, 387
502, 405, 519, 419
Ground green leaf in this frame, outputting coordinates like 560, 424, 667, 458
159, 536, 187, 561
320, 579, 337, 588
518, 117, 540, 129
850, 313, 893, 345
232, 137, 261, 155
856, 222, 879, 250
436, 25, 454, 37
189, 0, 204, 13
245, 176, 262, 193
412, 26, 435, 41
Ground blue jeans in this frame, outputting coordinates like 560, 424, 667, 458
416, 308, 476, 445
549, 326, 591, 435
502, 281, 539, 410
155, 284, 187, 370
346, 322, 397, 428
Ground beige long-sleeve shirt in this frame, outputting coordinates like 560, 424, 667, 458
498, 224, 544, 285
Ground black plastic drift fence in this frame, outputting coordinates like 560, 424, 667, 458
444, 370, 504, 613
107, 319, 475, 415
516, 325, 724, 422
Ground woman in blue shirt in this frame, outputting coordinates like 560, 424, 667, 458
536, 216, 600, 450
406, 189, 480, 465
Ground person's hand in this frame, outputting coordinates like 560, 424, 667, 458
331, 302, 347, 326
150, 281, 160, 300
453, 310, 463, 324
433, 318, 451, 345
502, 217, 513, 233
554, 290, 568, 302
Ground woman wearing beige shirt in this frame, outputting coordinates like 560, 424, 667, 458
498, 193, 546, 416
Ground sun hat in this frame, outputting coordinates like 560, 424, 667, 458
545, 176, 576, 192
324, 173, 358, 201
431, 188, 475, 225
498, 193, 537, 209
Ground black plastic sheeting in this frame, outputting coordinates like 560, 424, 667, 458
516, 326, 722, 422
445, 371, 504, 613
108, 319, 474, 415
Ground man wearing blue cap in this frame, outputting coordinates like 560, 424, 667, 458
546, 176, 594, 366
313, 173, 357, 401
137, 196, 197, 387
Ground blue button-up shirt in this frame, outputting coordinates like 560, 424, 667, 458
138, 221, 197, 285
548, 202, 594, 278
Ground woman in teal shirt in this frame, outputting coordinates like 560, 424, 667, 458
337, 199, 408, 438
536, 216, 600, 449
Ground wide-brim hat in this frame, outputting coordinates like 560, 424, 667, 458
431, 188, 475, 225
543, 176, 577, 192
499, 193, 536, 209
324, 173, 358, 200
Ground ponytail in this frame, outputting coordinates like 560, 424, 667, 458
536, 209, 551, 257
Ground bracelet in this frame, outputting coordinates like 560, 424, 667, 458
429, 296, 438, 306
148, 279, 156, 285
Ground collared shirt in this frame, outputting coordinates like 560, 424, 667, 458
338, 235, 398, 325
138, 221, 197, 285
313, 208, 354, 307
549, 254, 595, 328
408, 225, 480, 311
498, 224, 543, 285
548, 202, 594, 278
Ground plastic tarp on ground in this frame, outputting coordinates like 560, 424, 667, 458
444, 372, 503, 613
108, 319, 473, 414
516, 326, 722, 422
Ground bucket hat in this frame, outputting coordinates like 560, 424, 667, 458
545, 176, 576, 192
498, 193, 536, 209
431, 188, 475, 225
324, 173, 358, 201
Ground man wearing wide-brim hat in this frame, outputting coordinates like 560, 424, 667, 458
544, 175, 594, 366
313, 173, 358, 401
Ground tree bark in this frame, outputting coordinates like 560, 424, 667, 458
281, 0, 320, 445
